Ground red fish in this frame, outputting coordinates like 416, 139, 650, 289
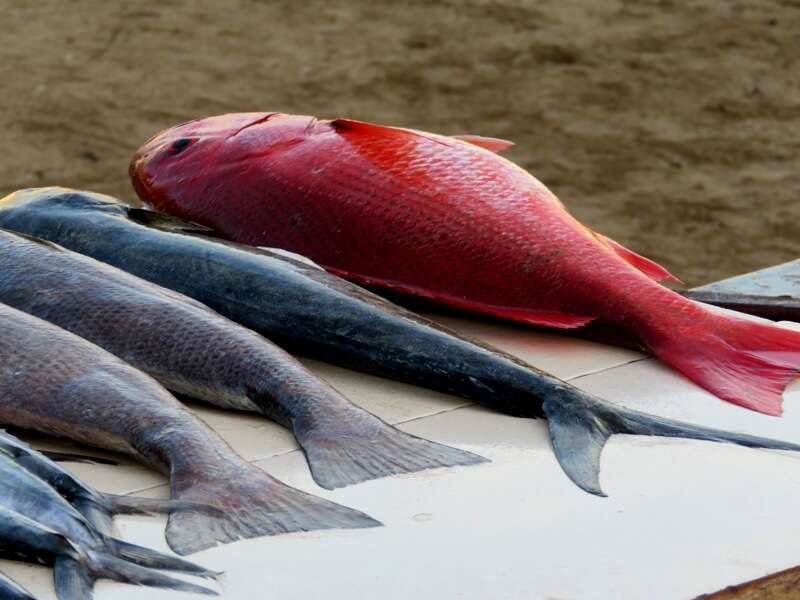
130, 113, 800, 416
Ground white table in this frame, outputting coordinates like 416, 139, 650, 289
4, 313, 800, 599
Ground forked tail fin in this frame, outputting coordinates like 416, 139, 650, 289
166, 462, 381, 555
53, 553, 218, 599
542, 391, 800, 496
293, 407, 487, 490
646, 307, 800, 415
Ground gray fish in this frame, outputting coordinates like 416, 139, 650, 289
2, 188, 800, 497
0, 303, 379, 554
0, 228, 484, 490
0, 505, 216, 599
0, 450, 218, 581
0, 572, 36, 600
0, 430, 216, 536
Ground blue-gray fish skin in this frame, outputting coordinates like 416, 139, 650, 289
0, 505, 217, 599
0, 228, 484, 490
2, 187, 800, 498
0, 572, 35, 600
0, 303, 379, 555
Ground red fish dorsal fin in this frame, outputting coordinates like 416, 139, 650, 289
594, 232, 682, 284
330, 119, 513, 153
329, 118, 411, 137
451, 135, 514, 153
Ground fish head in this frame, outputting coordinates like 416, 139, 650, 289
130, 112, 319, 207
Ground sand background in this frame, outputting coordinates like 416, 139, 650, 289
2, 0, 798, 286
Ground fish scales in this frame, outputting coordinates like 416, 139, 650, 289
3, 188, 800, 498
0, 227, 484, 489
129, 113, 800, 416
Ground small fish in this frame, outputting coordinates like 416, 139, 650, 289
130, 113, 800, 416
0, 451, 219, 583
0, 429, 214, 536
0, 572, 36, 600
0, 505, 216, 599
0, 228, 484, 490
0, 303, 379, 554
3, 188, 800, 497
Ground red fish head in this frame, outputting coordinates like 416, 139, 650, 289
130, 112, 316, 207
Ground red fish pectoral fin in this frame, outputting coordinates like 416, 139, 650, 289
324, 267, 596, 330
595, 233, 683, 284
451, 135, 514, 153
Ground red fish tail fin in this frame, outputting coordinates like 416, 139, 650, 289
645, 308, 800, 415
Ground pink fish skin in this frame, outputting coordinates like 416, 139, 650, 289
130, 113, 800, 416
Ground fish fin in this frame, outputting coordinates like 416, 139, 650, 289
166, 464, 381, 555
101, 493, 222, 517
41, 451, 118, 465
593, 232, 683, 284
451, 134, 514, 153
542, 390, 800, 495
53, 556, 95, 600
73, 497, 118, 537
648, 310, 800, 415
295, 411, 488, 490
325, 267, 596, 329
125, 207, 216, 234
83, 551, 218, 596
104, 537, 221, 581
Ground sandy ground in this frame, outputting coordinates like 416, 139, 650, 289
1, 0, 798, 285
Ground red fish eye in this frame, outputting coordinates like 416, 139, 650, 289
168, 138, 193, 155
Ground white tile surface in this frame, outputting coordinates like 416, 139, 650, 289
2, 317, 798, 599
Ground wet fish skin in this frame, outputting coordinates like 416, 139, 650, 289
130, 113, 800, 417
3, 189, 800, 497
0, 450, 219, 581
0, 429, 217, 537
0, 227, 484, 490
0, 303, 380, 554
0, 505, 217, 599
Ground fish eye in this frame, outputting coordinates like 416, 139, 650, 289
168, 138, 194, 155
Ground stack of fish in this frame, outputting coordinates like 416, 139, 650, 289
0, 112, 799, 597
0, 429, 219, 599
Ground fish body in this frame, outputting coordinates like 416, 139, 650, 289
130, 113, 800, 416
0, 227, 483, 490
3, 189, 800, 498
0, 303, 379, 554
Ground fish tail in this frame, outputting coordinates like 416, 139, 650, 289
646, 306, 800, 415
104, 537, 222, 581
541, 388, 800, 496
294, 408, 488, 490
166, 463, 381, 555
87, 551, 218, 596
73, 492, 223, 537
53, 556, 95, 600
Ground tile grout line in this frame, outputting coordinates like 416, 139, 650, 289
122, 356, 654, 496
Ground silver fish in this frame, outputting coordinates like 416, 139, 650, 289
0, 504, 216, 599
0, 228, 484, 490
0, 304, 379, 554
